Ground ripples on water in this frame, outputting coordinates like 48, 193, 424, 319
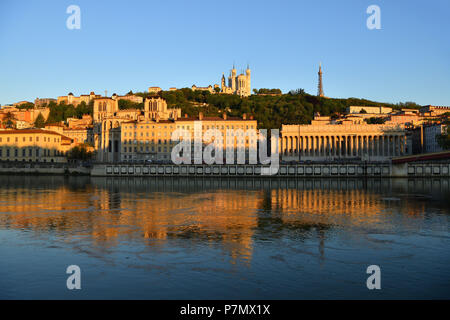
0, 176, 449, 299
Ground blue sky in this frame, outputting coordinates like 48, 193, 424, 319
0, 0, 449, 106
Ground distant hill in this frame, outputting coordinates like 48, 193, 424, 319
135, 88, 420, 129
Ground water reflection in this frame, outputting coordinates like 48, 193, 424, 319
0, 176, 449, 266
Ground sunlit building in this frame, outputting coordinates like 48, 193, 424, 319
0, 129, 72, 162
281, 116, 411, 161
57, 92, 101, 106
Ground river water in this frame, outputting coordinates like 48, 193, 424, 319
0, 175, 449, 299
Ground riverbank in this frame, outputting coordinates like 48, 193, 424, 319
0, 162, 90, 175
1, 161, 449, 177
93, 161, 450, 178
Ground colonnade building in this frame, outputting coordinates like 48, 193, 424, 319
281, 120, 411, 162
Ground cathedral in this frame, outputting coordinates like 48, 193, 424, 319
220, 65, 251, 97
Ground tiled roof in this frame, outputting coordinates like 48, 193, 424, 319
0, 129, 72, 141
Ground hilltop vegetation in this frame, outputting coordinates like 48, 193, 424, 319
43, 101, 93, 124
136, 88, 420, 129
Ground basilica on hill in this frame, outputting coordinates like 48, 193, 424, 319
191, 65, 251, 97
220, 65, 251, 97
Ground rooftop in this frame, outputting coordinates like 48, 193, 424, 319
0, 129, 72, 141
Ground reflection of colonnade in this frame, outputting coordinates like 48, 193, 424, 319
270, 188, 426, 227
281, 124, 410, 161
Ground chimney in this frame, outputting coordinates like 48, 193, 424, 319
223, 113, 227, 120
249, 115, 253, 120
199, 112, 203, 120
242, 113, 247, 120
184, 113, 188, 118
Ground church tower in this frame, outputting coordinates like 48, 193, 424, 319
221, 73, 226, 89
245, 65, 251, 96
229, 64, 237, 91
317, 63, 324, 97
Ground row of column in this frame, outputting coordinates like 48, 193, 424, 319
282, 135, 407, 158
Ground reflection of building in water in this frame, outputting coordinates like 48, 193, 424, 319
1, 178, 442, 267
0, 186, 261, 263
269, 188, 426, 227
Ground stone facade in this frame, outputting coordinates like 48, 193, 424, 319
419, 105, 450, 116
0, 129, 72, 162
96, 112, 257, 163
347, 106, 393, 114
281, 122, 410, 161
57, 92, 101, 106
424, 124, 447, 153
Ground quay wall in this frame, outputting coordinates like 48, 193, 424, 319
0, 163, 90, 175
91, 162, 450, 178
2, 162, 449, 177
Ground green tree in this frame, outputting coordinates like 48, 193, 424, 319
34, 113, 45, 128
118, 99, 144, 110
437, 133, 450, 150
366, 117, 385, 124
68, 143, 94, 160
2, 112, 17, 128
16, 102, 34, 110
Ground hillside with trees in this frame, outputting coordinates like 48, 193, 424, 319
136, 88, 419, 129
41, 101, 93, 124
30, 88, 421, 128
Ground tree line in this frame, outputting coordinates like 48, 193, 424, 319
133, 88, 415, 129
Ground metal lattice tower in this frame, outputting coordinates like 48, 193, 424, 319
317, 63, 324, 97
